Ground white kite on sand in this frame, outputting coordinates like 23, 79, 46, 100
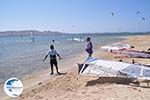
101, 43, 134, 52
78, 58, 150, 85
101, 43, 150, 59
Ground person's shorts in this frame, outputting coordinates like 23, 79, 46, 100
50, 59, 57, 66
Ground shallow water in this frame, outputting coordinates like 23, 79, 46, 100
0, 33, 148, 83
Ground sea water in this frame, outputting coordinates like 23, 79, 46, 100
0, 33, 148, 83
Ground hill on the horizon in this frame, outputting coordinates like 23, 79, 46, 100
0, 30, 64, 36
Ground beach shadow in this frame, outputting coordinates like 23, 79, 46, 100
127, 56, 150, 59
114, 56, 150, 59
58, 72, 67, 75
130, 84, 150, 88
86, 77, 135, 86
86, 77, 150, 88
49, 72, 67, 77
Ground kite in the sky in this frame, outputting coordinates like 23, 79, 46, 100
142, 17, 145, 20
136, 11, 140, 15
111, 12, 114, 16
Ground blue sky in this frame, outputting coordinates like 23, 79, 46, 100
0, 0, 150, 33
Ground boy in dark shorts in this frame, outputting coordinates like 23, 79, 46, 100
43, 45, 61, 75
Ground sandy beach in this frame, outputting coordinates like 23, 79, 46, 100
1, 34, 150, 100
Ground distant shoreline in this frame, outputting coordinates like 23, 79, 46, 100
0, 30, 64, 37
0, 30, 150, 37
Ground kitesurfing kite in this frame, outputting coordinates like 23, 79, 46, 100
142, 17, 145, 20
111, 12, 114, 16
101, 44, 134, 51
136, 11, 140, 15
111, 50, 150, 59
101, 44, 150, 59
78, 57, 150, 85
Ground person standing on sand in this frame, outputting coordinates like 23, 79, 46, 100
85, 37, 93, 58
43, 45, 61, 75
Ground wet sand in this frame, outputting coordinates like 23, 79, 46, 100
0, 35, 150, 100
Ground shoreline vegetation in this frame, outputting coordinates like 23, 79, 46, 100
0, 34, 150, 100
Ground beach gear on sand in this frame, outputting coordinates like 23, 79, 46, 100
78, 58, 150, 82
101, 44, 150, 58
101, 44, 134, 52
111, 50, 150, 58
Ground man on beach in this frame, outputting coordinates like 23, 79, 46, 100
85, 37, 93, 58
43, 45, 61, 75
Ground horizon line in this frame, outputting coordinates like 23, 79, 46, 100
0, 30, 150, 34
